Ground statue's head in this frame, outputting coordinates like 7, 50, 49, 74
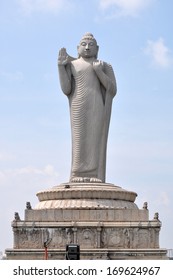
77, 32, 99, 59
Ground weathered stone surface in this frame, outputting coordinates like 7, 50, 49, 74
5, 248, 168, 260
37, 183, 137, 200
11, 220, 161, 250
6, 182, 167, 259
25, 209, 148, 222
36, 183, 137, 209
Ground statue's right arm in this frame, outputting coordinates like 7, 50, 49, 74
58, 48, 72, 95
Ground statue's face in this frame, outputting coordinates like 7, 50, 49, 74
78, 39, 98, 58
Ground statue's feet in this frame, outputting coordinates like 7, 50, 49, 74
71, 177, 102, 183
90, 178, 102, 183
71, 177, 84, 182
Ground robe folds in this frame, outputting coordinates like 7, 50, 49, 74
67, 58, 116, 182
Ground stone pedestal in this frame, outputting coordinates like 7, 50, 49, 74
6, 183, 168, 259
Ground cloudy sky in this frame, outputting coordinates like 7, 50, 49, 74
0, 0, 173, 255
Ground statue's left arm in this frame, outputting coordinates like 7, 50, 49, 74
93, 60, 117, 97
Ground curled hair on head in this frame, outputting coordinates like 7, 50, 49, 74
78, 32, 98, 58
79, 32, 97, 45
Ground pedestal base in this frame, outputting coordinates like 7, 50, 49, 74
6, 183, 168, 259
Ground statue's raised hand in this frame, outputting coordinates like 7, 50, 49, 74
58, 48, 70, 66
93, 60, 103, 72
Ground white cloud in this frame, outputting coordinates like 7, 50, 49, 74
99, 0, 154, 17
17, 0, 71, 15
144, 38, 173, 68
0, 165, 59, 187
13, 164, 59, 177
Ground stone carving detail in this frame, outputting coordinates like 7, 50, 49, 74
100, 227, 160, 249
26, 202, 32, 209
11, 223, 162, 255
101, 229, 107, 247
123, 229, 131, 248
66, 228, 73, 244
17, 228, 41, 249
153, 212, 160, 221
143, 202, 148, 210
131, 228, 139, 248
78, 228, 96, 248
109, 229, 123, 248
14, 212, 20, 221
43, 228, 74, 249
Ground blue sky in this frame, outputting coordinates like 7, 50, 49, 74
0, 0, 173, 255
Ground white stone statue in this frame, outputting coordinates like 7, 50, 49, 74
58, 33, 117, 183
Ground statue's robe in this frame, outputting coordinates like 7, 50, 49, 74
67, 58, 116, 182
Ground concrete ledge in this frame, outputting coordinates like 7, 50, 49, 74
12, 220, 161, 228
24, 208, 148, 222
5, 248, 168, 260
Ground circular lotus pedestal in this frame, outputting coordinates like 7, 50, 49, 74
35, 182, 138, 210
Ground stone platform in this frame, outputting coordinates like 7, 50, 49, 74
35, 183, 137, 209
6, 183, 168, 259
